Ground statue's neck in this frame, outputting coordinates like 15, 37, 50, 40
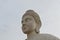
27, 31, 39, 40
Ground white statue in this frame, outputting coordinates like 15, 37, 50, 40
21, 10, 60, 40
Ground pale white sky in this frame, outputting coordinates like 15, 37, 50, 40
0, 0, 60, 40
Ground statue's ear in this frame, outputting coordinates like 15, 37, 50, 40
35, 24, 40, 33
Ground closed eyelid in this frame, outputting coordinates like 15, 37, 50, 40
21, 18, 30, 23
22, 18, 32, 23
25, 18, 31, 21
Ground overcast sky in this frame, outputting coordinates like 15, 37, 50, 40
0, 0, 60, 40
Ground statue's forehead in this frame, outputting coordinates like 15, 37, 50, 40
22, 15, 33, 20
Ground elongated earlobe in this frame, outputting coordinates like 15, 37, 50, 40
35, 26, 40, 33
35, 28, 39, 33
35, 24, 41, 33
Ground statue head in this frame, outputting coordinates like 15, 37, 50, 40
21, 10, 42, 34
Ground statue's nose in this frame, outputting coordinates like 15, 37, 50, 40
22, 21, 26, 24
23, 24, 26, 27
22, 21, 27, 26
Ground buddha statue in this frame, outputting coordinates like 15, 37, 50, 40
21, 10, 60, 40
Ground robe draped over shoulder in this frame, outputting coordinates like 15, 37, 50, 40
25, 34, 60, 40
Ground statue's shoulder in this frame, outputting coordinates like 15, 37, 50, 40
40, 33, 60, 40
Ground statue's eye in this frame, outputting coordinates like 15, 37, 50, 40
25, 18, 31, 22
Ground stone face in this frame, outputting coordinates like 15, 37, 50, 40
21, 10, 60, 40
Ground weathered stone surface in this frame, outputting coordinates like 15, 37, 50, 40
21, 9, 60, 40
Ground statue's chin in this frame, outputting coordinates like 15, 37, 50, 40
23, 31, 31, 34
23, 32, 29, 34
